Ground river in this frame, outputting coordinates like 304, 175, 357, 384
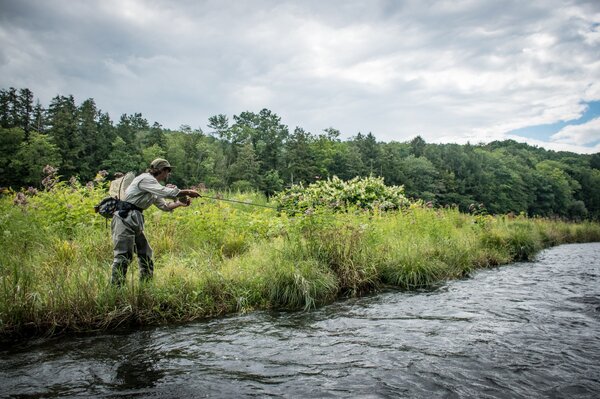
1, 242, 599, 398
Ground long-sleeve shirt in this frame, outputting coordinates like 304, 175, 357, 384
123, 173, 181, 211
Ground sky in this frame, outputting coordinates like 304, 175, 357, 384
1, 0, 599, 154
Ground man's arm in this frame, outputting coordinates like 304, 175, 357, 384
166, 199, 191, 210
154, 188, 200, 212
177, 189, 201, 198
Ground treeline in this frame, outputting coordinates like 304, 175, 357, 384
1, 87, 599, 219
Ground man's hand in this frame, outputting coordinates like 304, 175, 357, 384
179, 189, 201, 198
169, 198, 190, 210
180, 196, 191, 206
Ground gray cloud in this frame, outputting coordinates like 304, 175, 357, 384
1, 0, 599, 152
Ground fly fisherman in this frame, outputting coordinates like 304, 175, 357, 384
110, 158, 200, 286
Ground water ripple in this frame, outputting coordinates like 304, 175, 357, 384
1, 243, 599, 398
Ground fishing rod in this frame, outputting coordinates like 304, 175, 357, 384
198, 194, 279, 209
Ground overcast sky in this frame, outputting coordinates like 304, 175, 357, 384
1, 0, 599, 153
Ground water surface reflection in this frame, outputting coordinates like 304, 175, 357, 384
2, 243, 599, 398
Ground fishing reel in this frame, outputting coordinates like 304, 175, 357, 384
179, 195, 191, 206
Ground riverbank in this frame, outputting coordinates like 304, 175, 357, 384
1, 186, 600, 341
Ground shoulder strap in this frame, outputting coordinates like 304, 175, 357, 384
118, 177, 124, 200
117, 172, 136, 199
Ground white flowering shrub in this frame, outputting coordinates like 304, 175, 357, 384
273, 176, 410, 214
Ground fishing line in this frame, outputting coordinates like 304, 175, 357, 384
199, 195, 279, 209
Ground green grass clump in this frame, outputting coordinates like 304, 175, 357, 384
1, 182, 599, 341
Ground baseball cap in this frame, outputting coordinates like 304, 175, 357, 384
150, 158, 172, 170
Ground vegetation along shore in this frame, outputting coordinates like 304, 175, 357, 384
1, 174, 599, 341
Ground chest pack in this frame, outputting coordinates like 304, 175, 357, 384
94, 196, 143, 219
94, 197, 122, 219
94, 172, 136, 219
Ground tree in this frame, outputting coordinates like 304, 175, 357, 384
583, 169, 600, 220
11, 132, 61, 186
187, 133, 224, 188
0, 88, 37, 138
312, 128, 343, 179
590, 153, 600, 170
458, 149, 531, 214
164, 132, 189, 187
47, 95, 81, 178
379, 141, 411, 186
262, 169, 283, 197
0, 87, 18, 129
328, 144, 364, 181
567, 200, 588, 221
351, 132, 381, 176
207, 114, 230, 141
531, 161, 576, 216
117, 113, 148, 145
144, 122, 166, 148
77, 98, 101, 180
410, 135, 426, 157
17, 88, 34, 138
32, 100, 46, 133
232, 109, 288, 174
228, 142, 260, 188
0, 127, 26, 186
283, 127, 318, 185
103, 136, 142, 174
400, 155, 440, 202
96, 111, 116, 168
163, 130, 221, 188
142, 144, 165, 167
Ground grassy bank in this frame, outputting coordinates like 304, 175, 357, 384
1, 184, 600, 341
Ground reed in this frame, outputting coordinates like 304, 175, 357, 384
1, 186, 599, 340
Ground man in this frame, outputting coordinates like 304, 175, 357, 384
110, 158, 200, 286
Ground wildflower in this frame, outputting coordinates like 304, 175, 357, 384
26, 187, 38, 196
13, 192, 28, 206
43, 165, 58, 176
42, 175, 57, 190
42, 165, 59, 190
94, 170, 109, 182
86, 181, 94, 190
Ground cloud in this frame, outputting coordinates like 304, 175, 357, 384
0, 0, 599, 152
551, 117, 600, 146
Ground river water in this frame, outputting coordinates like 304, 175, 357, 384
1, 243, 599, 398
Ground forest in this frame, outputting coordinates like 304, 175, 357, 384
1, 87, 599, 220
2, 86, 600, 339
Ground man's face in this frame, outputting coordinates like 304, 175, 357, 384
157, 168, 172, 182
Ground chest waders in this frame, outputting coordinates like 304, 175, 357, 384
110, 209, 154, 286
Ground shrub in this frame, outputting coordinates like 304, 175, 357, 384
273, 175, 410, 215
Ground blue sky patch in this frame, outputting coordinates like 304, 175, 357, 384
508, 101, 600, 144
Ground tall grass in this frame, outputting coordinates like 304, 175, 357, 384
1, 184, 599, 341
